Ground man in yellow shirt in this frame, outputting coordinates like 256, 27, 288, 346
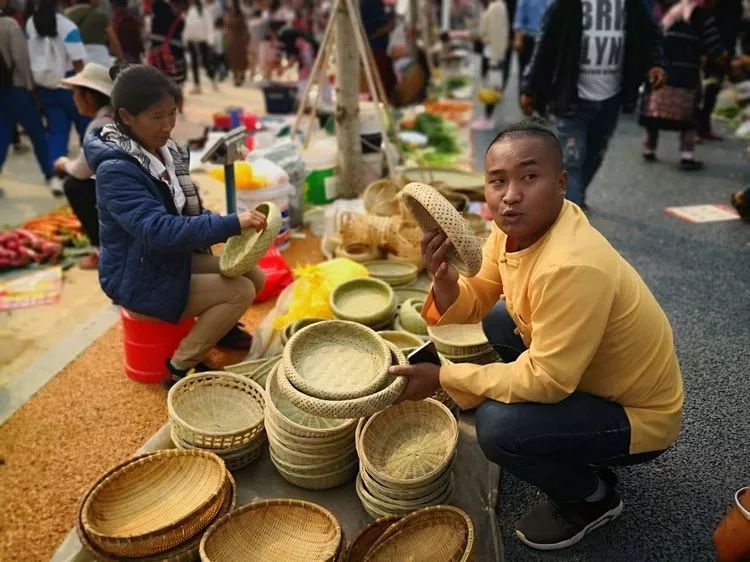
391, 120, 684, 551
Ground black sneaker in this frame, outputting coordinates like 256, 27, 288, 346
163, 359, 211, 388
642, 152, 657, 162
680, 158, 704, 171
218, 324, 252, 350
515, 474, 623, 550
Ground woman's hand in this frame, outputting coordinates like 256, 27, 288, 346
390, 363, 442, 403
238, 209, 268, 231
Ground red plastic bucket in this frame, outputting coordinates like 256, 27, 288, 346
121, 309, 195, 383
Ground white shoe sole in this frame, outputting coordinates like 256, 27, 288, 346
515, 499, 624, 551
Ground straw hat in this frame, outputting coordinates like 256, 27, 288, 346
60, 63, 114, 97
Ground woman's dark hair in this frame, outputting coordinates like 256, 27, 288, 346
78, 86, 111, 110
109, 65, 181, 129
33, 0, 58, 38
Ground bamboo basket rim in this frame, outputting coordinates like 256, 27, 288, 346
264, 404, 357, 455
392, 286, 429, 306
219, 202, 281, 278
359, 458, 456, 501
363, 260, 418, 281
82, 450, 227, 549
359, 399, 458, 487
428, 323, 490, 353
273, 457, 358, 491
199, 499, 342, 562
170, 427, 267, 457
376, 330, 425, 350
398, 299, 427, 335
356, 473, 455, 515
270, 447, 358, 476
329, 278, 398, 327
283, 320, 392, 401
344, 515, 402, 562
269, 439, 356, 467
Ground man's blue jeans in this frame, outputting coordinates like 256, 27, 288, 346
0, 87, 53, 178
38, 87, 90, 167
555, 95, 622, 206
475, 302, 663, 503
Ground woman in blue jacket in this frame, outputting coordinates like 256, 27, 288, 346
84, 64, 267, 384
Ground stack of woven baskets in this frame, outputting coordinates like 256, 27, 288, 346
364, 260, 419, 287
355, 399, 459, 519
168, 372, 267, 471
428, 323, 499, 365
77, 450, 236, 560
265, 364, 359, 490
330, 278, 397, 330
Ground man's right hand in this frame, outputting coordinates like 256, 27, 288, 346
423, 229, 460, 313
520, 94, 534, 116
238, 209, 268, 231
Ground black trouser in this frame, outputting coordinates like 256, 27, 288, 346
63, 177, 99, 246
187, 41, 215, 86
517, 35, 536, 94
696, 60, 725, 136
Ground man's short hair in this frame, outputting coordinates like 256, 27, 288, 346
486, 118, 563, 168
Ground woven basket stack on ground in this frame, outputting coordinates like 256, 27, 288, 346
428, 323, 499, 365
363, 260, 418, 287
275, 321, 408, 421
338, 212, 423, 271
355, 399, 459, 519
77, 450, 237, 561
168, 372, 267, 471
223, 355, 281, 389
329, 278, 397, 330
199, 499, 346, 561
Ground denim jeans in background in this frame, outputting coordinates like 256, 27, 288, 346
38, 87, 91, 167
554, 94, 622, 206
476, 301, 664, 502
0, 86, 53, 178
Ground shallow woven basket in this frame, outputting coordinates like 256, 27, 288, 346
334, 243, 381, 263
392, 286, 428, 306
363, 260, 418, 287
377, 330, 424, 350
276, 343, 408, 419
283, 320, 392, 401
269, 437, 355, 467
344, 515, 401, 562
171, 428, 267, 472
427, 323, 491, 357
168, 372, 266, 449
273, 456, 359, 490
77, 455, 237, 562
356, 474, 455, 517
359, 399, 458, 488
200, 499, 342, 562
82, 450, 228, 558
398, 299, 428, 336
400, 182, 482, 277
440, 348, 499, 365
363, 178, 403, 217
264, 406, 357, 455
265, 364, 356, 439
329, 278, 397, 328
363, 506, 475, 562
359, 459, 455, 502
220, 201, 281, 278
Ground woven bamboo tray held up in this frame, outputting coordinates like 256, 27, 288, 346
329, 278, 397, 329
362, 505, 475, 562
400, 182, 483, 277
220, 201, 281, 278
77, 453, 238, 562
168, 372, 266, 449
283, 320, 392, 401
275, 342, 408, 420
398, 298, 428, 336
81, 450, 228, 558
344, 515, 401, 562
199, 499, 343, 562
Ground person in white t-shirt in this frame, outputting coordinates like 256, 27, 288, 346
183, 0, 217, 93
26, 0, 88, 195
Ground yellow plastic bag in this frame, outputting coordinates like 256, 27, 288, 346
273, 258, 369, 329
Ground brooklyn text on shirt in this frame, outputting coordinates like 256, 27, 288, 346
580, 0, 625, 69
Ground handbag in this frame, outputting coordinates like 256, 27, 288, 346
147, 15, 182, 76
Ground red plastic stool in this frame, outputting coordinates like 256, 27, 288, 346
121, 309, 196, 383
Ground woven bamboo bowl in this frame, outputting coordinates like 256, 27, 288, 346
269, 438, 355, 467
220, 201, 281, 278
359, 458, 455, 502
168, 372, 266, 449
356, 474, 455, 516
377, 330, 424, 350
363, 260, 419, 287
359, 399, 458, 488
270, 447, 358, 476
200, 499, 342, 562
283, 320, 392, 401
273, 456, 358, 490
171, 428, 267, 472
364, 506, 475, 562
82, 450, 228, 558
77, 455, 237, 562
344, 515, 401, 562
329, 278, 397, 329
427, 323, 491, 357
275, 344, 408, 420
440, 348, 499, 365
265, 364, 356, 439
398, 298, 428, 335
264, 408, 357, 455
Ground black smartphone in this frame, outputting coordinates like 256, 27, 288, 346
407, 340, 442, 366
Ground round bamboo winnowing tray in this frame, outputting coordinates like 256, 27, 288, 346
344, 515, 401, 562
377, 330, 424, 350
363, 505, 475, 562
199, 499, 342, 562
276, 343, 408, 420
329, 278, 397, 328
220, 201, 281, 278
427, 323, 492, 356
283, 320, 392, 401
82, 450, 228, 558
363, 260, 419, 287
359, 399, 458, 488
400, 182, 482, 277
168, 372, 265, 449
77, 453, 238, 562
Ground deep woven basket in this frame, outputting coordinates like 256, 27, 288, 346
219, 201, 281, 278
199, 499, 342, 562
400, 182, 482, 277
168, 372, 266, 449
343, 515, 401, 562
329, 278, 397, 328
82, 450, 228, 558
283, 320, 392, 401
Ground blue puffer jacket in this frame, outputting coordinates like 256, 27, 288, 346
84, 128, 241, 323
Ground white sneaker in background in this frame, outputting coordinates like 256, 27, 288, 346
48, 177, 64, 197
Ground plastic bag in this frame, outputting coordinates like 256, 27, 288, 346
254, 247, 294, 302
272, 258, 369, 329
